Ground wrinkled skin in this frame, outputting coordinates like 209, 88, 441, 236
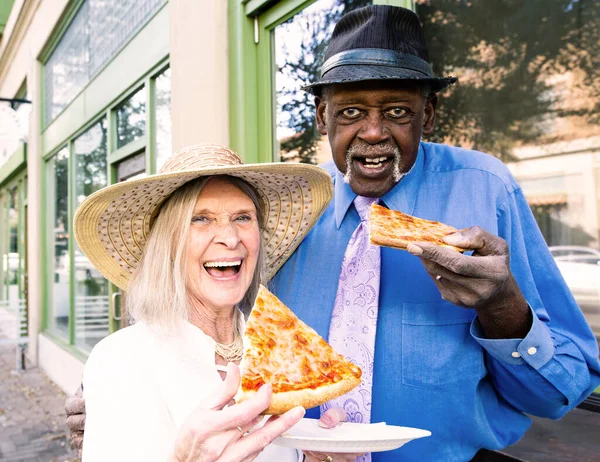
317, 81, 531, 338
408, 228, 531, 338
168, 363, 305, 462
316, 80, 436, 198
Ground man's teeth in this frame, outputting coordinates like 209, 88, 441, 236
363, 157, 388, 168
204, 261, 242, 268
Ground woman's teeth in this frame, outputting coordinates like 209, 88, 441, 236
204, 261, 242, 268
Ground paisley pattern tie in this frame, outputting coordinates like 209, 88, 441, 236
322, 196, 380, 462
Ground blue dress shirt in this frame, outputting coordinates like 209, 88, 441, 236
270, 142, 600, 462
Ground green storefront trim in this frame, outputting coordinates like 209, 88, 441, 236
0, 0, 15, 35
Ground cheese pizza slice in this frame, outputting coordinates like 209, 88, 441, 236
369, 203, 465, 252
236, 285, 362, 415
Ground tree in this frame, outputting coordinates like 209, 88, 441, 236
418, 0, 600, 160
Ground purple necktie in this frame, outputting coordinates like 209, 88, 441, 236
322, 196, 380, 462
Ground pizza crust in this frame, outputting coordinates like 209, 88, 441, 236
369, 203, 465, 253
235, 374, 361, 415
370, 232, 464, 252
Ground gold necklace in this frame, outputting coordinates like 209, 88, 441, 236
214, 334, 243, 362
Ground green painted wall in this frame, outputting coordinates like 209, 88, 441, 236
0, 0, 15, 35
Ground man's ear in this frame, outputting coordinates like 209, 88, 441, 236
422, 94, 437, 135
315, 97, 328, 135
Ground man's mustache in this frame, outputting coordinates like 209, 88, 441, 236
346, 143, 400, 157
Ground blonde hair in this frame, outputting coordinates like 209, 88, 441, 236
126, 175, 266, 327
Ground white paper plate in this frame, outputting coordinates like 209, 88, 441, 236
272, 419, 431, 453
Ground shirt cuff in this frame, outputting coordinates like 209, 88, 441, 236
470, 305, 554, 369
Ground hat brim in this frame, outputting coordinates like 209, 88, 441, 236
74, 163, 333, 290
303, 64, 457, 95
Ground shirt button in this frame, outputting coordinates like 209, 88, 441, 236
511, 351, 521, 358
527, 347, 537, 355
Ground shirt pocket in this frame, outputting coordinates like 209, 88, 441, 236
401, 302, 486, 388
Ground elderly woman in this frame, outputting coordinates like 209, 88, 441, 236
73, 144, 358, 462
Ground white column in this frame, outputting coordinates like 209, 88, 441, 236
25, 61, 43, 365
169, 0, 230, 151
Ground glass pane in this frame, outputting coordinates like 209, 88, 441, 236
49, 148, 70, 338
13, 95, 32, 143
116, 87, 146, 148
116, 151, 146, 182
414, 0, 600, 456
0, 193, 5, 302
416, 0, 600, 342
274, 0, 371, 164
45, 1, 88, 124
155, 68, 172, 172
44, 0, 166, 124
6, 188, 19, 313
74, 119, 109, 350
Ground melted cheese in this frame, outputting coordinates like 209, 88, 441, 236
369, 203, 464, 251
240, 286, 361, 393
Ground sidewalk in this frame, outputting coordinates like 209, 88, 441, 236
0, 342, 78, 462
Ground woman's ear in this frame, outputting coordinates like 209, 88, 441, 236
315, 98, 328, 135
422, 94, 437, 135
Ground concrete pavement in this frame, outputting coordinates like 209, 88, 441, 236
0, 342, 77, 462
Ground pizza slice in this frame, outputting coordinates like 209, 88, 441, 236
235, 285, 362, 415
369, 203, 465, 252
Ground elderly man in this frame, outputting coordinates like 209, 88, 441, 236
269, 4, 600, 462
67, 5, 600, 462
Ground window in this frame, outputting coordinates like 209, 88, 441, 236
116, 87, 146, 149
74, 119, 109, 350
44, 0, 166, 124
12, 83, 31, 143
413, 0, 600, 346
47, 147, 70, 337
155, 67, 172, 172
275, 0, 371, 164
43, 64, 171, 348
410, 0, 600, 456
230, 0, 409, 164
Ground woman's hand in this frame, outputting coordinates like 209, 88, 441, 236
302, 408, 365, 462
169, 363, 305, 462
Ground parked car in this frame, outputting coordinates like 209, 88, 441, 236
549, 246, 600, 337
549, 245, 600, 266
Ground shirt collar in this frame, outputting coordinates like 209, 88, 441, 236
334, 142, 426, 229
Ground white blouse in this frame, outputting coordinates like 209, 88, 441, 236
81, 320, 301, 462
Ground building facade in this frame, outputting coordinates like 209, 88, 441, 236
0, 0, 598, 441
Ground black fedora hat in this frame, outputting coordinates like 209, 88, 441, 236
304, 5, 457, 95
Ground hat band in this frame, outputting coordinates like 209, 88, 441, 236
320, 48, 433, 78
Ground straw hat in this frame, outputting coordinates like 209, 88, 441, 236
73, 144, 333, 290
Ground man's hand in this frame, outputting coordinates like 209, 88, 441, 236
65, 385, 86, 458
407, 226, 531, 339
302, 408, 365, 462
169, 362, 305, 462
